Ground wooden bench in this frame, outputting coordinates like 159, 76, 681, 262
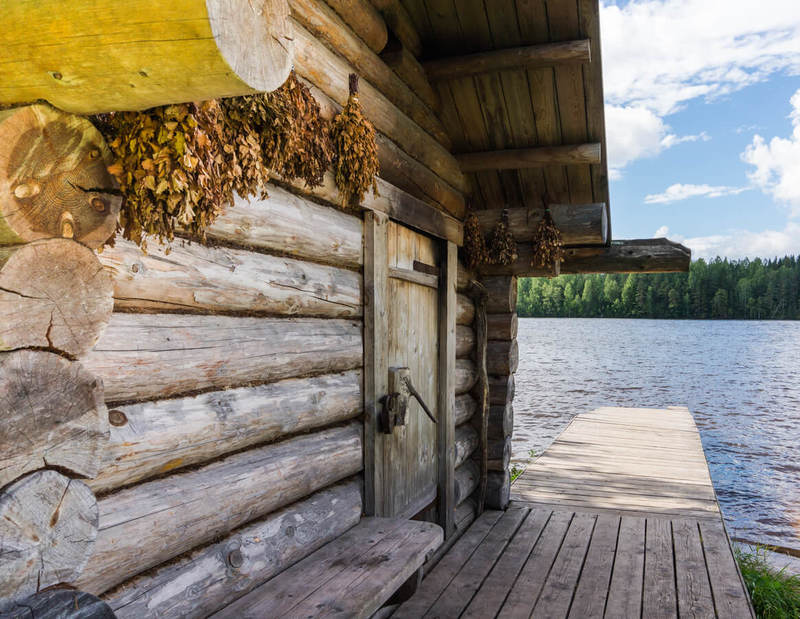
211, 517, 443, 618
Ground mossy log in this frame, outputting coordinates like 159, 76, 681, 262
76, 424, 362, 595
455, 394, 477, 427
0, 471, 98, 609
0, 350, 108, 489
88, 370, 362, 493
0, 239, 113, 356
456, 325, 475, 359
0, 0, 294, 113
104, 480, 362, 618
81, 314, 362, 404
100, 237, 362, 318
0, 105, 119, 248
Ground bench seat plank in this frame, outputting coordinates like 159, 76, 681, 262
212, 518, 443, 619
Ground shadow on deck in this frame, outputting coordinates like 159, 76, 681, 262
394, 406, 754, 618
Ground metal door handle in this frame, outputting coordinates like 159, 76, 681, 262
379, 367, 437, 434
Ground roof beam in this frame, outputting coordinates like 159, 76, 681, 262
423, 40, 591, 81
480, 239, 691, 277
457, 143, 601, 172
474, 204, 608, 246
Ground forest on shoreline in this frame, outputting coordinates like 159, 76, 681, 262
518, 256, 800, 319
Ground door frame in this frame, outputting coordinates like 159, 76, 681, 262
363, 211, 457, 538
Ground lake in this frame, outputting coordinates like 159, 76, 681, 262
513, 317, 800, 552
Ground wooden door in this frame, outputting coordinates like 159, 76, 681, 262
382, 221, 439, 518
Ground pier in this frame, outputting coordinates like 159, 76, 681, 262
395, 406, 754, 618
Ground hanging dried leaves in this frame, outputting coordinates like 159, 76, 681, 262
463, 213, 491, 269
331, 74, 380, 209
98, 100, 232, 250
487, 208, 518, 266
532, 207, 564, 269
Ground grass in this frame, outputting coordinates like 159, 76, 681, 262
735, 545, 800, 618
510, 449, 539, 483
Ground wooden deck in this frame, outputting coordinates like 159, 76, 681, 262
395, 407, 754, 618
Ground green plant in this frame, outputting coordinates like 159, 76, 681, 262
528, 449, 537, 458
735, 545, 800, 618
510, 464, 524, 483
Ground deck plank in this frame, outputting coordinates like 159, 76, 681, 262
643, 518, 678, 618
567, 513, 620, 618
699, 518, 755, 618
605, 516, 646, 618
673, 518, 716, 619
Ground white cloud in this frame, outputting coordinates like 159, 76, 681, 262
644, 183, 749, 204
668, 222, 800, 260
601, 0, 800, 173
654, 225, 670, 237
742, 88, 800, 214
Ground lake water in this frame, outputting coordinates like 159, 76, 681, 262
514, 318, 800, 552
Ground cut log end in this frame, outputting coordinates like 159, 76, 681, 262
0, 105, 120, 248
0, 238, 114, 356
0, 351, 108, 488
0, 471, 98, 609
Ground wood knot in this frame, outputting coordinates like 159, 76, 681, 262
60, 212, 75, 239
13, 181, 40, 199
91, 197, 107, 213
108, 410, 128, 427
227, 549, 244, 568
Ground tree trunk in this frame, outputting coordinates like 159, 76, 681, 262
0, 0, 294, 113
323, 0, 387, 53
0, 239, 113, 356
100, 237, 362, 318
456, 293, 475, 325
0, 471, 98, 609
454, 425, 479, 468
454, 359, 476, 396
104, 480, 362, 619
455, 325, 475, 359
76, 423, 362, 595
454, 460, 479, 506
0, 105, 120, 248
81, 314, 362, 404
454, 394, 477, 427
483, 275, 518, 314
487, 339, 519, 375
89, 370, 362, 493
487, 313, 518, 340
0, 350, 108, 488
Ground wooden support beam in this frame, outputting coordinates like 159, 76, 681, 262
369, 0, 422, 57
457, 143, 602, 172
424, 39, 591, 81
489, 374, 515, 407
455, 394, 477, 427
382, 43, 440, 111
487, 313, 518, 341
480, 238, 692, 276
474, 203, 608, 246
437, 241, 457, 538
483, 276, 518, 314
324, 0, 387, 53
487, 436, 511, 472
485, 470, 510, 509
487, 339, 519, 375
488, 403, 514, 440
0, 0, 294, 113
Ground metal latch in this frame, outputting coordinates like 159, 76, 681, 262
379, 367, 437, 434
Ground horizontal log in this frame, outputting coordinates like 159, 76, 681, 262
488, 403, 513, 440
381, 43, 439, 111
457, 143, 602, 172
483, 275, 517, 314
487, 436, 511, 472
456, 325, 475, 359
299, 79, 465, 219
456, 293, 475, 325
424, 40, 591, 81
454, 498, 477, 531
89, 370, 362, 493
0, 105, 120, 247
0, 0, 293, 113
77, 423, 362, 594
292, 19, 467, 193
289, 0, 449, 147
1, 351, 108, 488
455, 359, 477, 396
105, 480, 362, 618
100, 237, 362, 318
81, 314, 362, 404
0, 238, 114, 356
370, 0, 422, 57
487, 313, 518, 341
457, 262, 475, 292
454, 460, 479, 507
487, 339, 519, 375
489, 374, 515, 406
485, 470, 510, 510
324, 0, 387, 53
474, 203, 608, 246
455, 394, 477, 427
0, 471, 98, 608
3, 590, 114, 618
454, 425, 479, 468
205, 185, 363, 268
480, 238, 693, 276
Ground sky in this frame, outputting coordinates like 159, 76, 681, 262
599, 0, 800, 259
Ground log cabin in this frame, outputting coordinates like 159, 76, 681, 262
0, 0, 692, 616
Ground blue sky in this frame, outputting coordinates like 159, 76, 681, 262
599, 0, 800, 259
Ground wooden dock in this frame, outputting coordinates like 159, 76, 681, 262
395, 406, 754, 618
